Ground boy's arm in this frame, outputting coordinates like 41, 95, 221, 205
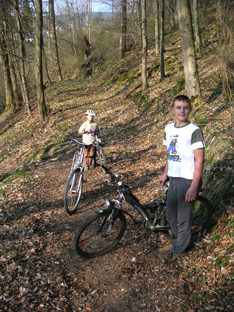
185, 148, 204, 202
158, 159, 168, 186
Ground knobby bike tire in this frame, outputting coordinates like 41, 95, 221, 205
64, 168, 83, 215
97, 146, 107, 173
74, 210, 127, 259
160, 195, 213, 240
71, 149, 82, 171
192, 195, 213, 237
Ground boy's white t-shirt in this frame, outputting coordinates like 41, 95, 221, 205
79, 120, 99, 145
163, 122, 205, 179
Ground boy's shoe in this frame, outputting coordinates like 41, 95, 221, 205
161, 251, 182, 262
84, 167, 89, 171
91, 165, 95, 169
159, 245, 172, 254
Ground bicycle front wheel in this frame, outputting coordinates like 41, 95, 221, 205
97, 146, 107, 173
64, 168, 83, 215
192, 195, 213, 237
74, 209, 127, 259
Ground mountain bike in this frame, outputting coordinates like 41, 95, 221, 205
73, 165, 213, 259
64, 133, 106, 215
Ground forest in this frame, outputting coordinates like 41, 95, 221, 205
0, 0, 233, 311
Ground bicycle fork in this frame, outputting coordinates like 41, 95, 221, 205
97, 209, 119, 238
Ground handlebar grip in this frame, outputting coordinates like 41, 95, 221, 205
101, 165, 108, 173
101, 165, 115, 181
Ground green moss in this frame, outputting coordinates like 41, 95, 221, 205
118, 68, 140, 84
0, 167, 28, 193
170, 78, 185, 96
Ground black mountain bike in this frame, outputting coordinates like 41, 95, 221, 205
74, 166, 213, 259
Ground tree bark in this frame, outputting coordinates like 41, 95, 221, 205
160, 0, 165, 80
176, 0, 203, 103
154, 0, 159, 55
193, 0, 201, 50
49, 0, 63, 81
8, 53, 22, 111
0, 1, 16, 113
137, 0, 142, 46
35, 0, 47, 125
0, 34, 15, 112
120, 0, 127, 58
141, 0, 148, 90
14, 0, 31, 116
168, 0, 176, 28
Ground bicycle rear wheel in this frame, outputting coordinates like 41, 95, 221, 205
97, 146, 106, 173
64, 168, 83, 215
160, 195, 213, 240
74, 209, 127, 259
192, 195, 213, 237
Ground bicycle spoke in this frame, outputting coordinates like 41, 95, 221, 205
74, 211, 126, 258
64, 169, 83, 215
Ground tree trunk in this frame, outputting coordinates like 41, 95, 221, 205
86, 0, 92, 40
154, 0, 159, 55
160, 0, 165, 80
14, 0, 31, 116
137, 0, 142, 46
8, 54, 22, 111
193, 0, 201, 50
168, 0, 175, 28
176, 0, 203, 103
120, 0, 127, 58
35, 0, 47, 125
141, 0, 148, 90
0, 34, 15, 112
49, 0, 63, 81
43, 43, 52, 84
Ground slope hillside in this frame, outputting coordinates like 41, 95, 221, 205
0, 29, 233, 311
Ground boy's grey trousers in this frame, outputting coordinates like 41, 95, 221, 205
166, 177, 202, 254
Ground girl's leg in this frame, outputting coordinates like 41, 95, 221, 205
83, 146, 89, 167
88, 145, 95, 167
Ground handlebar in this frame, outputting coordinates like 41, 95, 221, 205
70, 138, 85, 146
83, 126, 107, 135
101, 165, 117, 183
102, 165, 169, 195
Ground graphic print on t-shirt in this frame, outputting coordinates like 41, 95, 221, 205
167, 134, 181, 162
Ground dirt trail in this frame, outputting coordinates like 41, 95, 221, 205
1, 48, 233, 311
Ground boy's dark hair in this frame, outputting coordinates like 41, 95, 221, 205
172, 95, 191, 107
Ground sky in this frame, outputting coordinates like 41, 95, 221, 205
54, 0, 112, 13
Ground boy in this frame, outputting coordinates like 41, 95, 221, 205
158, 95, 205, 261
78, 109, 99, 170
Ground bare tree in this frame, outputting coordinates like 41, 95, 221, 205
120, 0, 127, 58
86, 0, 92, 40
141, 0, 148, 90
14, 0, 31, 116
193, 0, 201, 50
0, 0, 16, 112
154, 0, 159, 55
35, 0, 47, 125
176, 0, 203, 103
160, 0, 165, 80
49, 0, 63, 81
0, 32, 15, 112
